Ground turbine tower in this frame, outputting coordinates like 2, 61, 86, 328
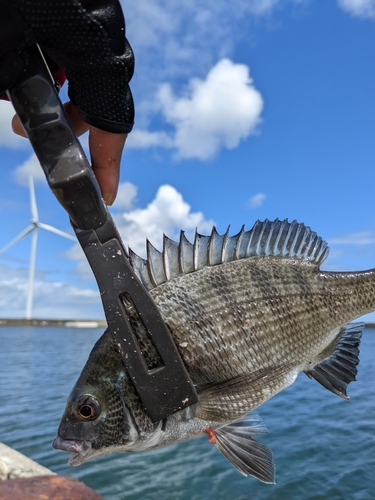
0, 175, 76, 319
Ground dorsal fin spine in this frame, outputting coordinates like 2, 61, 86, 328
146, 240, 157, 287
305, 233, 317, 259
194, 231, 210, 271
296, 227, 309, 257
130, 219, 329, 291
221, 226, 230, 263
245, 220, 259, 257
315, 239, 327, 264
234, 225, 245, 260
163, 235, 180, 281
309, 233, 321, 260
179, 231, 193, 274
296, 227, 308, 257
264, 220, 275, 256
193, 230, 199, 271
282, 221, 293, 256
271, 219, 282, 256
208, 227, 219, 266
255, 220, 267, 256
147, 239, 167, 287
290, 221, 302, 255
163, 234, 170, 280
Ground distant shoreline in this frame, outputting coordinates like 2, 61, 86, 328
0, 318, 107, 328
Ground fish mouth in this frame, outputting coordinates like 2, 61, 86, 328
52, 436, 92, 467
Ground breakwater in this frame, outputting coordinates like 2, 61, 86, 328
0, 318, 107, 327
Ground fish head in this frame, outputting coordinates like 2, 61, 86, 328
53, 329, 158, 466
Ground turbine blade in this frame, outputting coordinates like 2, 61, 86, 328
29, 175, 38, 222
37, 222, 76, 241
0, 225, 35, 255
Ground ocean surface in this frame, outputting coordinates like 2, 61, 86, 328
0, 326, 374, 500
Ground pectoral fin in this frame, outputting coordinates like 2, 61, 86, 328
196, 364, 294, 422
304, 322, 364, 399
211, 415, 275, 484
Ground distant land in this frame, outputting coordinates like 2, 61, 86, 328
0, 318, 107, 328
0, 318, 374, 330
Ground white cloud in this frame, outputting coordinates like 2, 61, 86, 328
113, 181, 138, 210
0, 264, 102, 319
249, 192, 267, 208
328, 231, 375, 245
161, 59, 263, 159
126, 130, 174, 149
13, 154, 46, 186
64, 245, 96, 282
114, 184, 215, 256
64, 183, 214, 271
0, 101, 28, 149
128, 59, 263, 160
338, 0, 375, 18
121, 0, 278, 141
123, 1, 280, 71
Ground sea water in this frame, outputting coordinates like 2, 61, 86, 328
0, 326, 374, 500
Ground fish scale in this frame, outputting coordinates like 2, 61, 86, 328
147, 255, 372, 407
150, 260, 317, 379
53, 219, 374, 484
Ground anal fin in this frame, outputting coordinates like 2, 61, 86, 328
304, 322, 364, 399
212, 415, 275, 484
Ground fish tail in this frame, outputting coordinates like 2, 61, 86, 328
210, 415, 275, 484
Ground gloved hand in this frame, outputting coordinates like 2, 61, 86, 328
0, 0, 135, 205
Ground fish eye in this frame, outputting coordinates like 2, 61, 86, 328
76, 395, 101, 421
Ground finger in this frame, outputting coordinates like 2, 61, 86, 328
12, 101, 126, 205
11, 101, 89, 138
11, 114, 26, 137
63, 101, 89, 136
88, 126, 127, 206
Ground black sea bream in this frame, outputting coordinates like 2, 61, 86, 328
53, 219, 372, 483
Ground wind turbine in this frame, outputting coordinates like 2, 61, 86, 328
0, 175, 76, 319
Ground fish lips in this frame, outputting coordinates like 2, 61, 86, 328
52, 436, 92, 467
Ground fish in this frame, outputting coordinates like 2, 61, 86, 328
52, 219, 371, 484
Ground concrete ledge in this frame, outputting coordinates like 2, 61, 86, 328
0, 443, 55, 480
0, 444, 103, 499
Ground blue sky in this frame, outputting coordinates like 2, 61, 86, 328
1, 0, 375, 319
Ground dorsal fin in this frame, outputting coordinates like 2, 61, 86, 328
129, 219, 329, 291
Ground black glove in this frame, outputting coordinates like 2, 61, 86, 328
0, 0, 134, 134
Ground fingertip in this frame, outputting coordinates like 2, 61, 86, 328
103, 193, 116, 206
11, 114, 27, 137
88, 126, 125, 206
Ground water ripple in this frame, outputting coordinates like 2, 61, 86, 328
0, 326, 374, 499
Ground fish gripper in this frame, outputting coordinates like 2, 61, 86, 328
8, 45, 198, 422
